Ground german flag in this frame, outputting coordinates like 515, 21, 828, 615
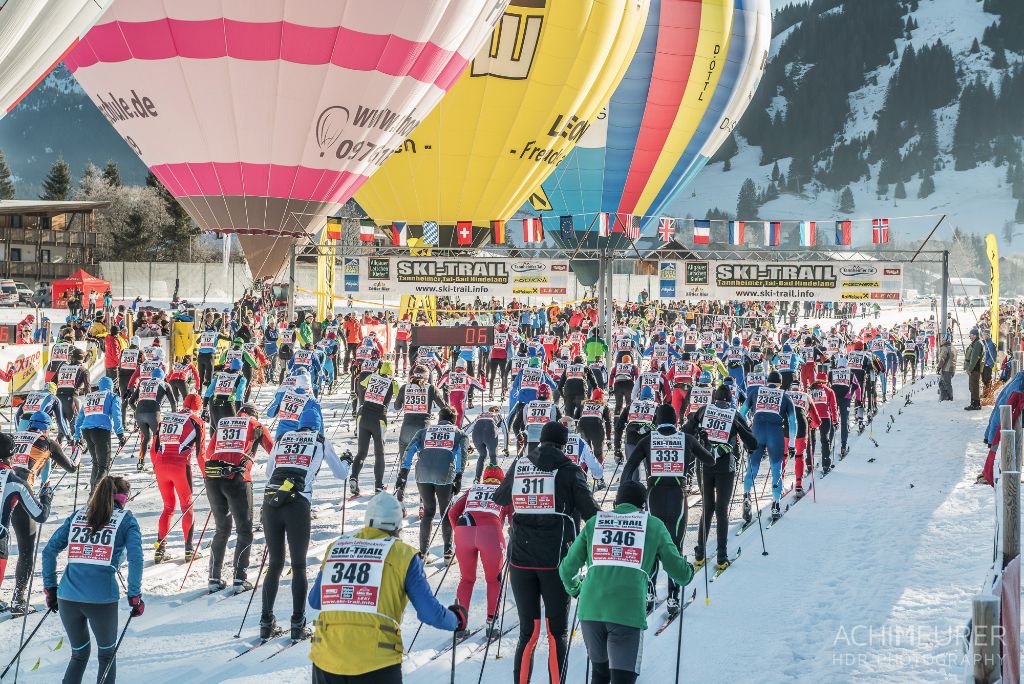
490, 220, 506, 245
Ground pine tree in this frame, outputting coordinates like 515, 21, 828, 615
39, 159, 72, 201
839, 186, 856, 213
970, 38, 980, 54
147, 172, 198, 259
102, 160, 122, 187
1016, 198, 1024, 224
771, 161, 780, 182
918, 174, 935, 198
777, 172, 786, 190
992, 47, 1009, 69
877, 176, 888, 196
736, 178, 760, 220
1014, 164, 1024, 199
894, 180, 907, 199
0, 149, 15, 200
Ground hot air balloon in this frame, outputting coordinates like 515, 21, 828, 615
65, 0, 510, 278
538, 0, 771, 269
0, 0, 113, 118
353, 0, 650, 248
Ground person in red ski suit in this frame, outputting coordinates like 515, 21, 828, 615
150, 393, 206, 561
437, 359, 486, 427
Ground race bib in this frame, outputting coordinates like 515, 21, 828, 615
810, 388, 828, 404
140, 360, 162, 379
199, 331, 218, 348
424, 425, 456, 450
21, 392, 46, 414
831, 369, 851, 385
464, 484, 500, 517
520, 368, 542, 390
650, 433, 686, 476
403, 385, 428, 414
525, 401, 552, 425
57, 364, 79, 389
172, 362, 188, 376
280, 329, 296, 345
292, 350, 313, 367
702, 405, 735, 444
363, 375, 390, 405
51, 343, 72, 362
118, 348, 139, 369
272, 431, 318, 470
687, 386, 713, 415
11, 431, 39, 468
787, 391, 809, 412
214, 373, 236, 396
319, 536, 396, 613
279, 392, 308, 422
138, 379, 160, 402
214, 417, 250, 456
580, 401, 603, 419
83, 391, 107, 416
158, 412, 190, 446
512, 460, 556, 514
754, 387, 784, 415
627, 400, 655, 424
68, 508, 127, 566
563, 434, 581, 465
746, 372, 765, 388
565, 364, 585, 380
591, 511, 647, 569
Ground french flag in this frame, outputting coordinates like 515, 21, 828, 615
799, 221, 816, 247
728, 221, 745, 246
693, 219, 711, 245
872, 218, 889, 244
763, 221, 782, 247
835, 220, 852, 246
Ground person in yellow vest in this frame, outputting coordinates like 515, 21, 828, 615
307, 491, 466, 683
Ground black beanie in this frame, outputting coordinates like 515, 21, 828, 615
615, 479, 647, 508
540, 421, 569, 448
654, 403, 677, 426
767, 371, 782, 385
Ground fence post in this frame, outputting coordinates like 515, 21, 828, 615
1001, 429, 1020, 570
972, 595, 1001, 684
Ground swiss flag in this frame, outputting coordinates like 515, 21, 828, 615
456, 221, 473, 246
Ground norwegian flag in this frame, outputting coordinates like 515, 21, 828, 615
456, 220, 473, 245
728, 221, 745, 246
763, 221, 781, 246
522, 217, 544, 243
872, 218, 889, 244
359, 222, 375, 242
597, 212, 611, 238
623, 214, 641, 239
658, 217, 675, 242
799, 221, 817, 247
693, 219, 711, 245
835, 220, 852, 246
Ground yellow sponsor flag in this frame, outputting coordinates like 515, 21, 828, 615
985, 233, 999, 347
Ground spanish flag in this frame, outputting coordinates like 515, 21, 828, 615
490, 220, 506, 245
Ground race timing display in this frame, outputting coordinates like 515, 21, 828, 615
410, 326, 494, 347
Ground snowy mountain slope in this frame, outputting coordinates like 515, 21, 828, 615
675, 0, 1024, 253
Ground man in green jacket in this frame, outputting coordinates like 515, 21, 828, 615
584, 328, 609, 364
559, 480, 693, 684
963, 327, 983, 410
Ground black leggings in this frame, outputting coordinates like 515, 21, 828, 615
416, 483, 453, 554
135, 410, 159, 463
118, 371, 134, 425
261, 496, 311, 621
696, 468, 734, 564
613, 381, 632, 415
313, 663, 402, 684
579, 423, 606, 462
487, 358, 508, 394
59, 599, 119, 684
198, 354, 214, 390
353, 415, 385, 490
10, 505, 38, 600
207, 476, 254, 582
472, 436, 498, 481
169, 379, 189, 404
509, 566, 570, 684
82, 427, 113, 491
648, 484, 687, 597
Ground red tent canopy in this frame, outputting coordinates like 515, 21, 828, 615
51, 268, 110, 307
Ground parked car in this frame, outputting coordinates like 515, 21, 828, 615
31, 285, 51, 307
13, 282, 32, 305
0, 280, 19, 307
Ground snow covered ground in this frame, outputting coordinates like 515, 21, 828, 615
0, 304, 1009, 683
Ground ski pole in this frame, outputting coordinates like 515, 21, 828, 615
598, 459, 622, 509
11, 501, 49, 684
179, 509, 214, 590
749, 465, 769, 557
340, 481, 348, 533
476, 558, 510, 682
0, 610, 51, 680
71, 445, 81, 511
165, 484, 207, 537
560, 599, 580, 684
97, 614, 133, 684
234, 547, 269, 638
450, 629, 457, 684
674, 571, 687, 683
407, 549, 457, 652
127, 476, 158, 502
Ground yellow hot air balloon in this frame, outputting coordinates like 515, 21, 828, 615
355, 0, 649, 243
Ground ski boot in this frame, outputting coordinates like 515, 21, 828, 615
693, 558, 705, 570
9, 596, 31, 617
208, 578, 227, 593
443, 546, 455, 565
840, 446, 849, 460
375, 484, 385, 494
804, 456, 812, 471
154, 540, 168, 564
348, 478, 360, 497
666, 590, 681, 616
184, 546, 200, 562
770, 501, 781, 522
485, 616, 500, 641
136, 456, 146, 472
794, 480, 803, 496
455, 628, 471, 641
742, 493, 752, 523
594, 478, 606, 492
716, 558, 732, 572
233, 579, 253, 593
259, 614, 278, 640
291, 616, 312, 642
645, 590, 655, 615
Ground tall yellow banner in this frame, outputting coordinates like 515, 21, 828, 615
986, 233, 999, 347
316, 225, 337, 321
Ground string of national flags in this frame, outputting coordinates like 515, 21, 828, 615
335, 214, 893, 247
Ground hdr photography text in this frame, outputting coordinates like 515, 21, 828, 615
830, 623, 980, 670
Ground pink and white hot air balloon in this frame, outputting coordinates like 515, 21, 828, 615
65, 0, 508, 277
0, 0, 113, 118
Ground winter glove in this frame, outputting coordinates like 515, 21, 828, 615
128, 595, 145, 617
43, 586, 59, 612
117, 434, 127, 448
448, 603, 468, 632
395, 468, 410, 492
201, 406, 210, 423
787, 447, 796, 458
40, 485, 55, 508
453, 472, 463, 494
502, 447, 509, 457
395, 487, 405, 503
340, 449, 353, 466
615, 449, 624, 465
566, 578, 582, 598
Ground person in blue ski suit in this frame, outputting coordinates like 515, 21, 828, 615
74, 376, 126, 489
740, 371, 797, 518
724, 337, 749, 390
265, 371, 323, 440
17, 383, 72, 443
507, 356, 557, 416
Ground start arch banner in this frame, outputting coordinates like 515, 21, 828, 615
657, 260, 904, 302
342, 257, 570, 299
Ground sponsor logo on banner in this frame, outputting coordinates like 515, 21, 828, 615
839, 265, 877, 277
841, 292, 871, 300
870, 292, 900, 300
350, 257, 569, 298
510, 262, 545, 273
883, 268, 901, 275
685, 262, 709, 285
842, 280, 880, 288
